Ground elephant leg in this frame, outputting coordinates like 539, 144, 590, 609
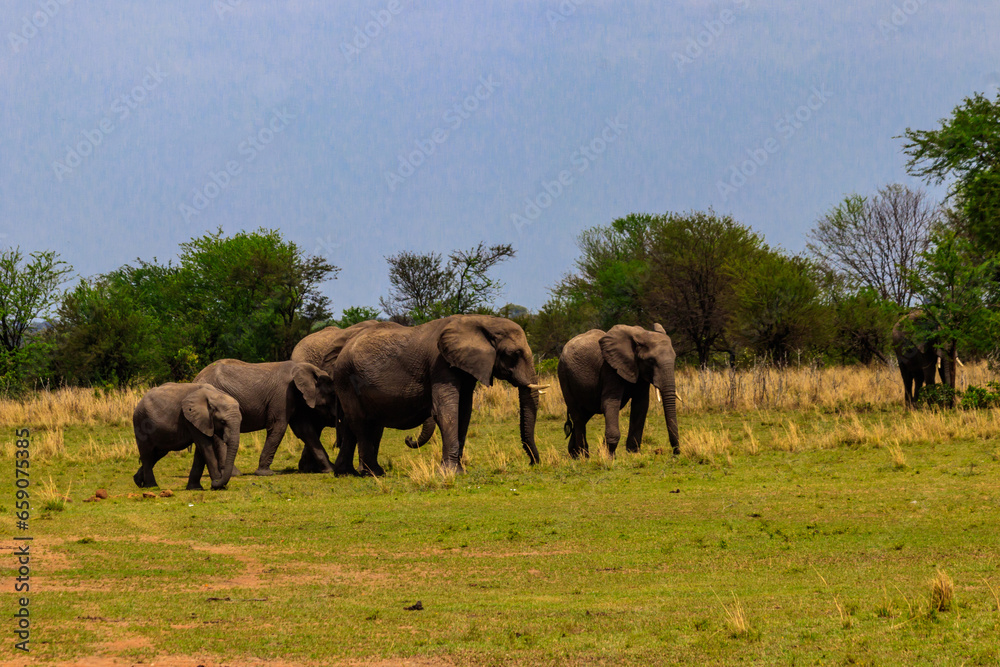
455, 378, 476, 470
290, 420, 334, 473
898, 367, 914, 407
433, 380, 463, 471
567, 410, 591, 459
602, 400, 622, 456
333, 422, 361, 476
357, 422, 386, 477
137, 448, 169, 488
187, 447, 207, 490
624, 385, 649, 453
256, 422, 289, 476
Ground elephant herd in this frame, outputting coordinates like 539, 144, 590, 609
131, 307, 955, 491
133, 315, 679, 491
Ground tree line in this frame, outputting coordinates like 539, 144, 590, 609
3, 90, 999, 393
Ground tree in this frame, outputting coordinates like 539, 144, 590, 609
807, 184, 938, 307
333, 306, 381, 328
730, 253, 828, 361
178, 228, 337, 360
907, 228, 999, 387
0, 248, 71, 353
0, 248, 71, 391
645, 211, 765, 365
446, 243, 516, 315
564, 214, 654, 330
49, 228, 338, 386
826, 284, 898, 365
901, 92, 1000, 252
379, 243, 515, 323
50, 275, 169, 386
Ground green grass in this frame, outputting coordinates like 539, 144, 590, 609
3, 408, 1000, 665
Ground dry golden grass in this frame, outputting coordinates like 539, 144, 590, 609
886, 439, 907, 469
930, 569, 954, 612
398, 446, 458, 490
680, 426, 732, 464
0, 386, 141, 429
717, 592, 753, 639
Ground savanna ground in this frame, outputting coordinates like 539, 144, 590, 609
2, 363, 1000, 666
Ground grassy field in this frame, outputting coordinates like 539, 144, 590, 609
2, 364, 1000, 665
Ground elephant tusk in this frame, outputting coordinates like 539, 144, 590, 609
957, 356, 965, 367
527, 383, 550, 391
655, 388, 683, 403
538, 390, 547, 395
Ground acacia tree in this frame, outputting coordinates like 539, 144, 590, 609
380, 243, 515, 323
901, 91, 1000, 253
807, 184, 938, 307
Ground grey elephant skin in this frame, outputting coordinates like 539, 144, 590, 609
892, 310, 955, 407
558, 324, 679, 457
132, 382, 242, 490
332, 314, 544, 476
194, 359, 337, 475
291, 320, 438, 463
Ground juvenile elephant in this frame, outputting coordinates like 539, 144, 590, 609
194, 359, 337, 476
892, 310, 956, 407
558, 324, 679, 457
292, 320, 438, 463
132, 383, 242, 490
332, 314, 545, 476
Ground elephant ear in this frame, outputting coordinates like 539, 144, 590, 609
652, 323, 666, 335
182, 388, 215, 437
438, 319, 496, 386
293, 364, 327, 409
599, 325, 640, 383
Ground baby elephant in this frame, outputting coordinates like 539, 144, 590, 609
558, 324, 679, 457
133, 383, 242, 490
194, 359, 337, 476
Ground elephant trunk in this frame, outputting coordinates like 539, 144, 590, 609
213, 426, 240, 490
657, 367, 680, 456
517, 385, 541, 464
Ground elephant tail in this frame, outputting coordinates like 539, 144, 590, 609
563, 412, 573, 439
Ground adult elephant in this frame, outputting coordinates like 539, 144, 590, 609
892, 310, 956, 407
558, 324, 679, 458
194, 359, 337, 475
332, 314, 544, 476
132, 383, 241, 490
292, 321, 438, 460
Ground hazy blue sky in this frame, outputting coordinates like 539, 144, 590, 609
3, 1, 998, 314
